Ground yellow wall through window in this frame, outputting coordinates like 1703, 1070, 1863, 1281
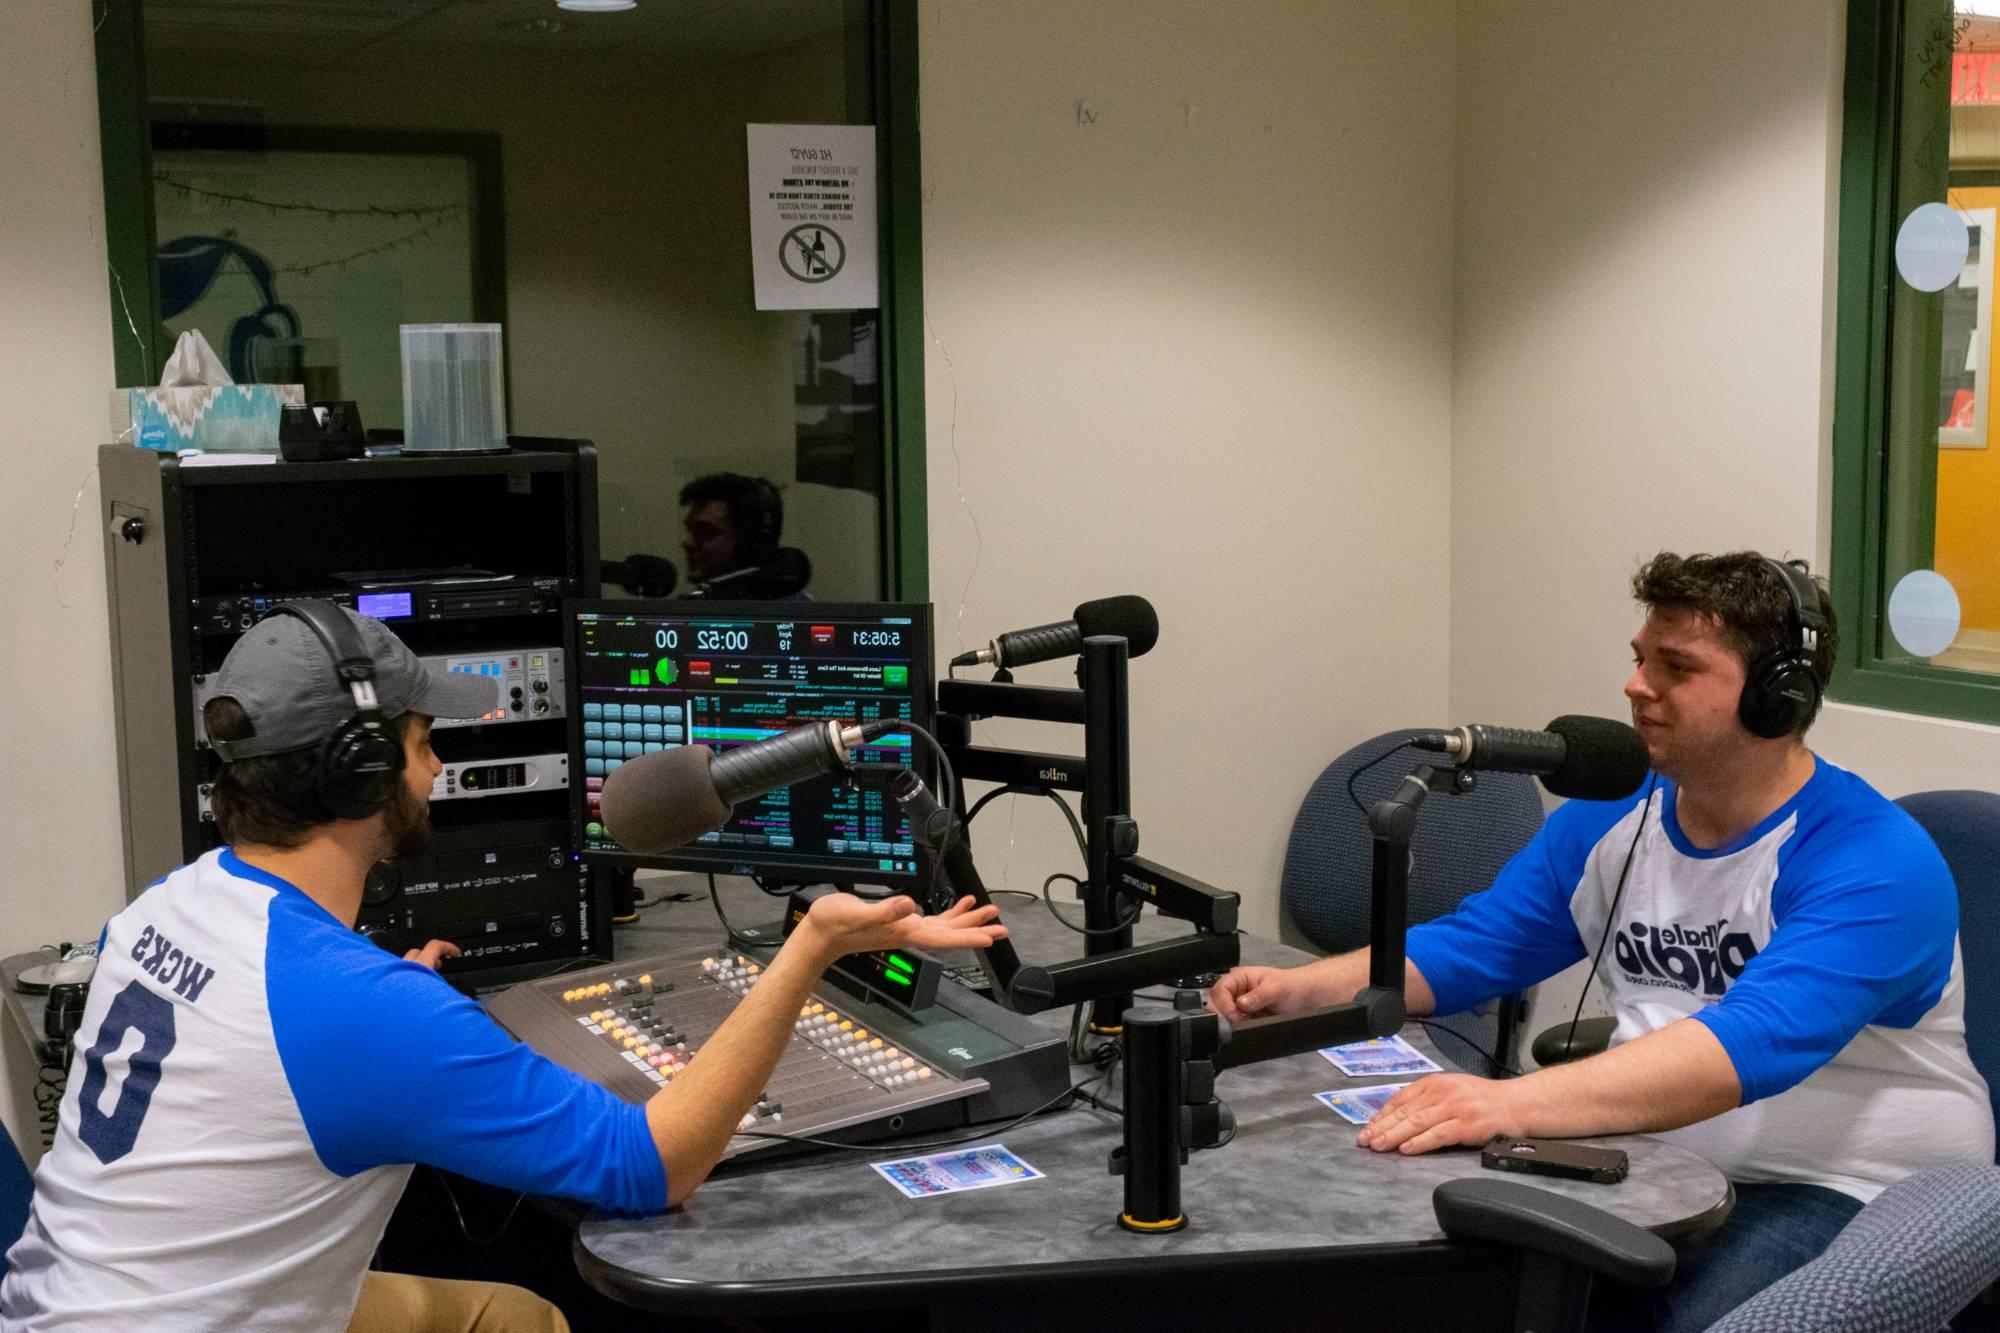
1938, 187, 2000, 635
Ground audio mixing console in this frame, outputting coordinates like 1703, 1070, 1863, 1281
483, 940, 1071, 1159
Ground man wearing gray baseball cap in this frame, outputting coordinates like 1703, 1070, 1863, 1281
4, 602, 1006, 1332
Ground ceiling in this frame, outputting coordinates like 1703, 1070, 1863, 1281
143, 0, 852, 65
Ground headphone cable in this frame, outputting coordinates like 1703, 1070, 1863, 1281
1555, 774, 1656, 1064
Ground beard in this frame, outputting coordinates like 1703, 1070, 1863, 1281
382, 780, 432, 861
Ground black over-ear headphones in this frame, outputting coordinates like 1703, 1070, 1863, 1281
742, 477, 782, 562
268, 600, 406, 819
1738, 559, 1830, 740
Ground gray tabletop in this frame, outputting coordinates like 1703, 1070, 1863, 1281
571, 877, 1732, 1312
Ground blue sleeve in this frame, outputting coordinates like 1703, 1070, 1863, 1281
267, 904, 666, 1214
1404, 794, 1638, 1015
1690, 808, 1959, 1105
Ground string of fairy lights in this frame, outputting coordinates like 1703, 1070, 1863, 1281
154, 173, 468, 276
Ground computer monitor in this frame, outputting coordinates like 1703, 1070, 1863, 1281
567, 600, 934, 889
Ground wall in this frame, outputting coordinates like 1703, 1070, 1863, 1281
0, 0, 127, 1159
1451, 0, 2000, 1043
917, 0, 1458, 938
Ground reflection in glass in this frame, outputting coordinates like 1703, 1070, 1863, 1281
143, 0, 887, 599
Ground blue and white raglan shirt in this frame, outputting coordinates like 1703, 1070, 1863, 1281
1406, 757, 1994, 1201
0, 849, 664, 1330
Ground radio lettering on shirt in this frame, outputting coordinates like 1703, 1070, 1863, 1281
1612, 917, 1759, 997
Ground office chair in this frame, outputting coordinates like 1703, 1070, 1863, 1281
1432, 1176, 1677, 1333
1704, 1161, 2000, 1332
0, 1116, 32, 1280
1894, 789, 2000, 1154
1281, 729, 1545, 1075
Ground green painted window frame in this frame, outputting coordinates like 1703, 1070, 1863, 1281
93, 0, 928, 601
1831, 0, 2000, 723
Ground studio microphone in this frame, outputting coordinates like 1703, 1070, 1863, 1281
599, 719, 895, 854
601, 553, 678, 597
1410, 715, 1650, 801
949, 594, 1159, 669
886, 768, 1022, 998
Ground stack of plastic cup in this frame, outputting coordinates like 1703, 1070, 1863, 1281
400, 323, 507, 452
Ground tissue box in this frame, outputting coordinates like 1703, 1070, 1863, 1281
111, 384, 305, 453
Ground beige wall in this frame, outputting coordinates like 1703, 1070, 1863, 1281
0, 0, 127, 1159
918, 0, 1459, 938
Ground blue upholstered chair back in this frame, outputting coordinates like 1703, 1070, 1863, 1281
1281, 729, 1545, 1073
1894, 788, 2000, 1160
1705, 1161, 2000, 1332
0, 1116, 31, 1280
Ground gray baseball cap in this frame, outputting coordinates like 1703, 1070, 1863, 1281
206, 604, 499, 761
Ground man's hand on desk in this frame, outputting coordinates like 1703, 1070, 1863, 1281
1207, 965, 1332, 1021
1355, 1021, 1743, 1153
1355, 1073, 1525, 1154
1209, 956, 1438, 1023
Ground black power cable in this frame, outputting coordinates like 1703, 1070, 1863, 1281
734, 1077, 1087, 1153
1554, 774, 1657, 1064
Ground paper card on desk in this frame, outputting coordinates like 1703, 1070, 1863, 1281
1316, 1085, 1407, 1126
870, 1144, 1044, 1199
1319, 1035, 1441, 1078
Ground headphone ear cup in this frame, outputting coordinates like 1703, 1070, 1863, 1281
1739, 654, 1818, 740
317, 719, 405, 820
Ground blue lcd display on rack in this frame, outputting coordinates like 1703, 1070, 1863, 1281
356, 591, 414, 620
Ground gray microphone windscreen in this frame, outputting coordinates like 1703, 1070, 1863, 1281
598, 745, 732, 855
1074, 595, 1159, 658
1543, 715, 1651, 802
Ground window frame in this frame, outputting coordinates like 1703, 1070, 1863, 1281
1831, 0, 2000, 722
93, 0, 929, 601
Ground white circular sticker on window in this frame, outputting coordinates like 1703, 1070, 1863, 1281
1895, 203, 1971, 293
1887, 570, 1962, 658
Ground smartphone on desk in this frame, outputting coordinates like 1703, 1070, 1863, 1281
1481, 1136, 1628, 1184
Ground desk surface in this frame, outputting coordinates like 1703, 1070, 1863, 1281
3, 953, 56, 1064
571, 878, 1732, 1314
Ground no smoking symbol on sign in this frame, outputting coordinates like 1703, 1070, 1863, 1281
780, 224, 846, 283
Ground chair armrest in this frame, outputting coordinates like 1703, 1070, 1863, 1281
1433, 1176, 1677, 1289
1532, 1015, 1616, 1066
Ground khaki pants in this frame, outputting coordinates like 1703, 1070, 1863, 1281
346, 1271, 571, 1333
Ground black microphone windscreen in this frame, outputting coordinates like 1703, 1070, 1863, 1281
604, 553, 678, 597
1542, 715, 1651, 802
1073, 595, 1159, 658
598, 745, 732, 854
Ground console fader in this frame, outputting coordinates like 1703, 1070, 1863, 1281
484, 940, 1071, 1159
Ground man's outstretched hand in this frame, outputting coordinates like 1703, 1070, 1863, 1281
798, 892, 1006, 963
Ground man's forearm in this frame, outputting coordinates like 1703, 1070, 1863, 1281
1510, 1018, 1740, 1137
643, 928, 835, 1204
1299, 949, 1438, 1016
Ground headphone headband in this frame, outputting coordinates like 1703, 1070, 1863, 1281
1764, 558, 1827, 654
